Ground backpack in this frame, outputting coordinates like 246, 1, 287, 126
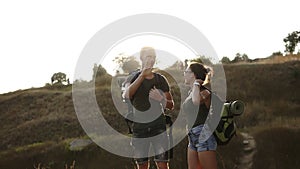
121, 69, 140, 103
213, 99, 244, 145
120, 69, 140, 134
206, 89, 244, 145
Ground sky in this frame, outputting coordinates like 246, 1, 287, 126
0, 0, 299, 94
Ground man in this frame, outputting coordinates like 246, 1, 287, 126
125, 47, 174, 169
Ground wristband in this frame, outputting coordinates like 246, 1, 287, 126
193, 82, 201, 86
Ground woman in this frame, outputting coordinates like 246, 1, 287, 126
182, 62, 217, 169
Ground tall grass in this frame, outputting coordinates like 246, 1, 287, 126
252, 127, 300, 169
33, 161, 75, 169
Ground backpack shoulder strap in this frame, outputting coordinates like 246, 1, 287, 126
154, 72, 163, 88
202, 86, 226, 102
129, 70, 141, 83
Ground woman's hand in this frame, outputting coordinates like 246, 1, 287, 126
193, 79, 204, 86
191, 79, 207, 105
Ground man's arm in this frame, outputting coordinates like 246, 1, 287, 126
163, 91, 174, 110
125, 74, 143, 99
149, 87, 174, 110
125, 68, 151, 99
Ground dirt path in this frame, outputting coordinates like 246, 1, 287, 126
235, 132, 257, 169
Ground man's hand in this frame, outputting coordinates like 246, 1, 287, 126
141, 67, 152, 77
149, 86, 164, 102
141, 57, 154, 77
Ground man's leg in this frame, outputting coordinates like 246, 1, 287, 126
152, 130, 169, 169
136, 160, 150, 169
132, 136, 150, 169
155, 161, 169, 169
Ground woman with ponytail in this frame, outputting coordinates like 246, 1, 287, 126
182, 62, 217, 169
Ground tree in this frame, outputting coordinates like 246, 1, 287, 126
93, 64, 107, 79
232, 53, 249, 63
241, 54, 249, 62
122, 56, 140, 73
271, 51, 283, 56
113, 53, 140, 73
167, 60, 185, 70
283, 31, 300, 55
51, 72, 67, 85
93, 64, 111, 86
232, 53, 242, 63
221, 56, 231, 64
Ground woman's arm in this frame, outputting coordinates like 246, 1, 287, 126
191, 80, 210, 106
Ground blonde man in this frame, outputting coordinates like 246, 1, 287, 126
126, 47, 174, 169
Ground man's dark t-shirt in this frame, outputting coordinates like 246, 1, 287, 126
130, 72, 169, 132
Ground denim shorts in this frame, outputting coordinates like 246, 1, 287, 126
188, 125, 217, 152
131, 128, 169, 164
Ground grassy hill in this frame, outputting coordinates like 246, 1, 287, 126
0, 59, 299, 169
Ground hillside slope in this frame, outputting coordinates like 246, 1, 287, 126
0, 87, 84, 150
0, 61, 299, 168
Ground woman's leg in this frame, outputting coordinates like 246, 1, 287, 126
198, 151, 217, 169
187, 148, 202, 169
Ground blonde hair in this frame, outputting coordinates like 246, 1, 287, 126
140, 47, 156, 60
